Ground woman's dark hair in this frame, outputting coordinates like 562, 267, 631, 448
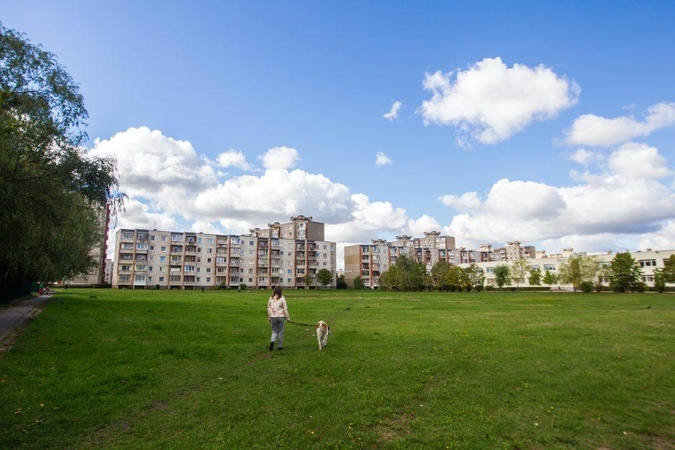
272, 286, 283, 299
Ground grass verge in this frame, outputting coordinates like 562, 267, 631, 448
1, 289, 673, 449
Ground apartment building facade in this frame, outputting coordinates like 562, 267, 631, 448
113, 215, 337, 290
344, 231, 457, 288
345, 231, 674, 289
459, 248, 675, 289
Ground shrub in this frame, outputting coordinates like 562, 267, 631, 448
632, 282, 647, 293
580, 281, 594, 293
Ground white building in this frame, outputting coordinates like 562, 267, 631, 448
459, 248, 675, 289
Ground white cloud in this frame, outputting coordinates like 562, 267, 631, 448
607, 142, 671, 179
441, 144, 675, 253
564, 102, 675, 147
90, 126, 218, 195
438, 192, 482, 212
259, 146, 300, 170
375, 151, 392, 166
407, 215, 441, 237
419, 57, 580, 146
568, 148, 601, 165
216, 149, 253, 171
93, 128, 436, 249
383, 100, 402, 121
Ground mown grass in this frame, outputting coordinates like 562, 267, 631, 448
0, 289, 673, 449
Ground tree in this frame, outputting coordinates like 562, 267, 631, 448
316, 268, 333, 288
336, 274, 347, 290
353, 276, 364, 290
430, 260, 450, 291
654, 254, 675, 292
557, 255, 598, 292
543, 269, 557, 287
528, 267, 542, 286
464, 263, 485, 291
0, 23, 123, 283
609, 252, 643, 293
446, 265, 464, 292
493, 264, 511, 290
303, 273, 314, 288
510, 258, 530, 290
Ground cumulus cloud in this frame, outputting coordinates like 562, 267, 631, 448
441, 144, 675, 252
216, 149, 253, 171
419, 57, 580, 146
91, 127, 435, 252
383, 100, 402, 121
90, 126, 218, 194
564, 102, 675, 147
375, 151, 392, 166
568, 148, 601, 166
259, 146, 300, 170
438, 192, 482, 212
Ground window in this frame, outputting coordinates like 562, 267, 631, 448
160, 246, 167, 252
639, 259, 657, 267
122, 231, 134, 239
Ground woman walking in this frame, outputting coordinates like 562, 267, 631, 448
267, 286, 291, 351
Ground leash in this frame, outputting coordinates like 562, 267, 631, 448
288, 321, 314, 327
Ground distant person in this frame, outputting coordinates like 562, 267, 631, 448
267, 286, 291, 351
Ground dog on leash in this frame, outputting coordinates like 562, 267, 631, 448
316, 320, 331, 349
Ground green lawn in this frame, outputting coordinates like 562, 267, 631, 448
1, 289, 673, 449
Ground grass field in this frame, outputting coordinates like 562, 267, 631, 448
0, 289, 673, 449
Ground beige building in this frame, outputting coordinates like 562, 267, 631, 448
113, 215, 337, 290
459, 248, 675, 289
344, 231, 456, 288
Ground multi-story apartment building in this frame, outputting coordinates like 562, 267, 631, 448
346, 232, 675, 289
459, 248, 675, 289
113, 215, 337, 290
344, 231, 457, 288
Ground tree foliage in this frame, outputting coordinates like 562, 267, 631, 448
609, 252, 643, 293
0, 23, 123, 282
528, 266, 542, 286
378, 254, 427, 291
316, 268, 333, 288
430, 260, 450, 291
510, 258, 530, 290
654, 254, 675, 292
463, 263, 485, 292
557, 255, 598, 292
493, 264, 511, 290
543, 269, 557, 286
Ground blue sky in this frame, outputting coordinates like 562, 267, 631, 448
4, 1, 675, 266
